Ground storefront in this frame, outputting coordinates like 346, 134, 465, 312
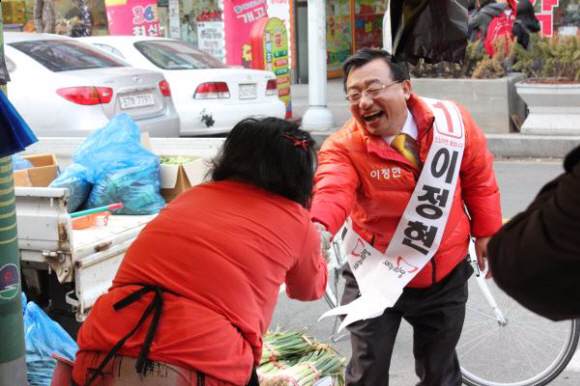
162, 0, 278, 67
1, 0, 579, 80
332, 0, 385, 76
151, 0, 385, 80
2, 0, 108, 35
295, 0, 387, 80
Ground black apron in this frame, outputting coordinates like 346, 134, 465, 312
84, 284, 259, 386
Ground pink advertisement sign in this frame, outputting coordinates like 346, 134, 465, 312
223, 0, 267, 67
105, 0, 161, 36
530, 0, 559, 36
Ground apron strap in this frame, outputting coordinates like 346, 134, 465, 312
85, 284, 164, 386
247, 365, 259, 386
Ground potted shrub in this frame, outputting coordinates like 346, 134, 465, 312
513, 35, 580, 135
409, 40, 526, 134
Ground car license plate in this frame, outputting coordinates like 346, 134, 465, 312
120, 93, 155, 109
239, 83, 257, 100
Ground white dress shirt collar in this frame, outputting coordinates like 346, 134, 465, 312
383, 109, 418, 145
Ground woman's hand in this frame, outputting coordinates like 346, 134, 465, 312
313, 222, 332, 262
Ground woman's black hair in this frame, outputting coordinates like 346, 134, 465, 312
342, 48, 410, 92
209, 117, 317, 208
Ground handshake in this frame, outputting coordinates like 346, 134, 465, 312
314, 222, 333, 262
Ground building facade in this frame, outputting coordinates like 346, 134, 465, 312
1, 0, 579, 83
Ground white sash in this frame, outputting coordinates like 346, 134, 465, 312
319, 98, 466, 331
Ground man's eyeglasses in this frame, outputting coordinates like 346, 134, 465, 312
345, 81, 402, 105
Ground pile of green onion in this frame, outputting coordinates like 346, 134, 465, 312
259, 329, 345, 386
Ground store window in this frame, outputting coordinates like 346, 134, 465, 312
353, 0, 387, 50
177, 0, 223, 47
326, 0, 352, 74
2, 0, 27, 26
7, 0, 108, 36
555, 0, 580, 35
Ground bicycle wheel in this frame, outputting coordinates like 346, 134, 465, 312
458, 275, 580, 386
323, 240, 349, 342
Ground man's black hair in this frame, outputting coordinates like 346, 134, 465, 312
209, 117, 316, 208
342, 48, 410, 92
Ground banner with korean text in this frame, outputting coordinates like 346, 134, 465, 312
320, 98, 466, 331
105, 0, 161, 36
223, 0, 267, 67
198, 21, 226, 63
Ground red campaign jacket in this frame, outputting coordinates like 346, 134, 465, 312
311, 94, 503, 288
484, 9, 517, 57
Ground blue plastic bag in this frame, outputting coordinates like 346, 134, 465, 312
0, 88, 37, 158
12, 153, 34, 170
23, 295, 78, 386
89, 165, 166, 215
49, 163, 92, 212
73, 113, 165, 215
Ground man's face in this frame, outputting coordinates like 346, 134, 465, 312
346, 59, 411, 137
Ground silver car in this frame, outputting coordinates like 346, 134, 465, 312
4, 32, 180, 137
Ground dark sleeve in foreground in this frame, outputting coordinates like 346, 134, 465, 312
488, 146, 580, 321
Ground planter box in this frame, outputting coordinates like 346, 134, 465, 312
411, 74, 526, 134
515, 82, 580, 135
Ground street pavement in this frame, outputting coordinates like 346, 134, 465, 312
271, 158, 580, 385
290, 80, 580, 159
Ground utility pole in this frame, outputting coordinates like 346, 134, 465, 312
0, 7, 28, 386
301, 0, 334, 132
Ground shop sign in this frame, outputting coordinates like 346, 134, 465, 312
224, 0, 268, 67
105, 0, 162, 36
250, 18, 292, 118
168, 0, 180, 38
266, 0, 292, 67
197, 21, 226, 63
327, 15, 352, 72
531, 0, 559, 36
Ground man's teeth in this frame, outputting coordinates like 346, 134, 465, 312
364, 112, 382, 121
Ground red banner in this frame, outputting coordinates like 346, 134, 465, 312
223, 0, 267, 66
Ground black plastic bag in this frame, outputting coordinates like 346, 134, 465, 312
389, 0, 468, 65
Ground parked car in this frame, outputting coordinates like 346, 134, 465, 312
80, 36, 286, 136
4, 32, 180, 137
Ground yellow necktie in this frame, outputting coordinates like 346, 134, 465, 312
391, 133, 421, 170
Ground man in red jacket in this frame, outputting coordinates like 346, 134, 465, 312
311, 48, 502, 385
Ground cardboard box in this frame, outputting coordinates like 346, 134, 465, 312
159, 157, 208, 203
13, 154, 59, 187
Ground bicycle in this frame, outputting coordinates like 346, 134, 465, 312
323, 237, 580, 386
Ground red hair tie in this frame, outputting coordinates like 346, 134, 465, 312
281, 133, 309, 150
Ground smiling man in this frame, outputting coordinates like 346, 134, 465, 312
310, 48, 503, 385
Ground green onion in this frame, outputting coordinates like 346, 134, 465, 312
258, 329, 346, 386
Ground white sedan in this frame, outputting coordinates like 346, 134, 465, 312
80, 36, 286, 136
4, 32, 180, 137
